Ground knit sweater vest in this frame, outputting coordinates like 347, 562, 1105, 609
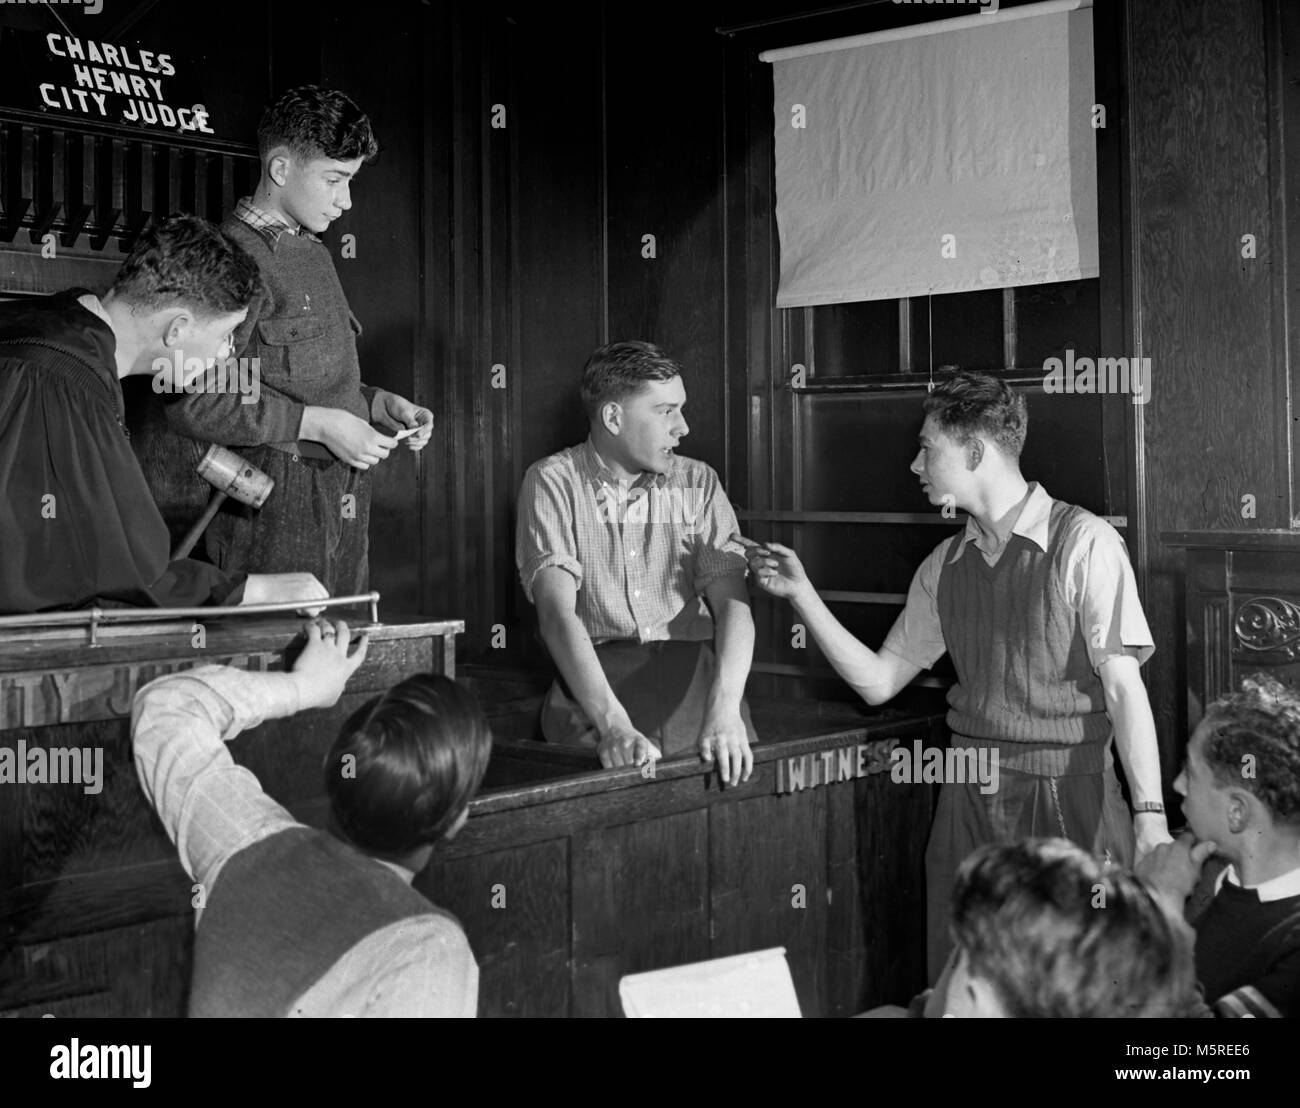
1194, 884, 1300, 1016
221, 218, 370, 451
189, 826, 445, 1017
936, 498, 1111, 774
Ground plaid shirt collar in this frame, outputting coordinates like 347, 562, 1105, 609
578, 436, 672, 491
233, 196, 320, 248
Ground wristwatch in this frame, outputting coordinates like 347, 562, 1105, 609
1132, 801, 1166, 815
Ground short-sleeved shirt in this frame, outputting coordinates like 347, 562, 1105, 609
882, 483, 1154, 673
516, 438, 746, 644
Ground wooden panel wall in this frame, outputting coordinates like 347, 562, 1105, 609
316, 6, 607, 655
1129, 0, 1291, 780
604, 16, 729, 480
320, 11, 425, 613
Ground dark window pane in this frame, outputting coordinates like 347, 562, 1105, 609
796, 389, 1107, 513
811, 300, 900, 376
1015, 278, 1100, 369
798, 393, 928, 512
909, 288, 1004, 372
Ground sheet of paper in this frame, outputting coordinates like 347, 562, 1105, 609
619, 947, 802, 1018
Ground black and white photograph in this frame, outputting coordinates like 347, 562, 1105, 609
0, 0, 1295, 1076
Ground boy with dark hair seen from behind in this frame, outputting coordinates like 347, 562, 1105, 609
169, 85, 433, 596
132, 619, 489, 1017
942, 838, 1198, 1017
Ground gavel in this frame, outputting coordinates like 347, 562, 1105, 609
171, 445, 275, 560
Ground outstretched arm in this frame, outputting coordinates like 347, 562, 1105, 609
736, 535, 923, 705
131, 620, 368, 895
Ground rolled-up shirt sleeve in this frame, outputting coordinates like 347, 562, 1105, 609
881, 542, 951, 671
516, 463, 584, 603
1068, 519, 1155, 672
131, 665, 303, 904
691, 468, 747, 593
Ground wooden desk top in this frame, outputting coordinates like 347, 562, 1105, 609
467, 698, 946, 814
290, 695, 946, 851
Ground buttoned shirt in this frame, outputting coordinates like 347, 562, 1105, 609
516, 438, 747, 644
883, 482, 1154, 673
131, 665, 477, 1017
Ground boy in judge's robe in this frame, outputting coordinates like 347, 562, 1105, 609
0, 214, 326, 614
515, 341, 756, 785
1138, 672, 1300, 1018
168, 86, 433, 597
132, 619, 488, 1017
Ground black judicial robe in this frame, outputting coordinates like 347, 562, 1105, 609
0, 292, 244, 614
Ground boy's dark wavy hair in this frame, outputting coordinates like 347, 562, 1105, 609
257, 85, 379, 164
952, 838, 1198, 1018
922, 370, 1028, 460
110, 213, 261, 319
1200, 671, 1300, 827
579, 340, 682, 422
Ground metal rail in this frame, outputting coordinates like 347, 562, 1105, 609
0, 592, 381, 647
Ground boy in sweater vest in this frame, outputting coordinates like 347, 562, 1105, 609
169, 87, 433, 595
132, 619, 489, 1016
1139, 672, 1300, 1017
737, 371, 1171, 980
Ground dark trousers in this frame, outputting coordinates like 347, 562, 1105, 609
923, 742, 1134, 982
205, 445, 371, 597
541, 639, 758, 756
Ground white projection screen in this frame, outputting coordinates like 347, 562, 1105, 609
764, 0, 1099, 308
